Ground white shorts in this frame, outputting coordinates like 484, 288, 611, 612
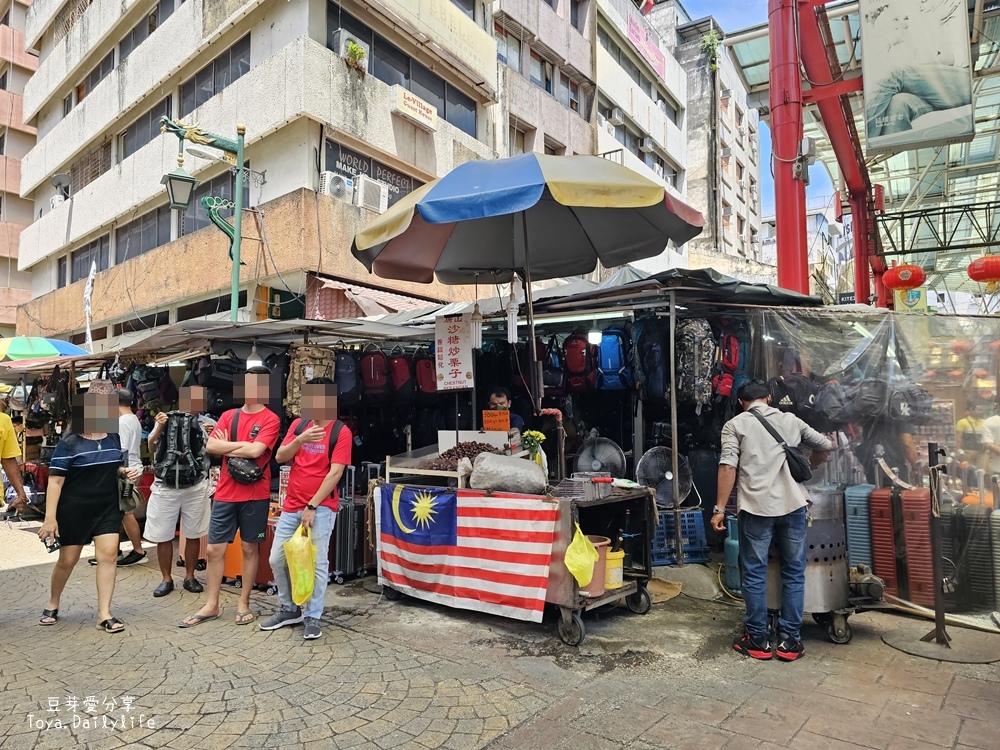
143, 479, 211, 543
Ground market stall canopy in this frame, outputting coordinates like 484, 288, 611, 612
351, 154, 705, 285
532, 268, 821, 315
0, 337, 87, 361
0, 353, 107, 380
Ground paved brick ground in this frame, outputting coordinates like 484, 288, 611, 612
1, 521, 998, 750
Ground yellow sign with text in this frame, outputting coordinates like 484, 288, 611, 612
894, 288, 928, 312
391, 86, 438, 131
482, 409, 511, 432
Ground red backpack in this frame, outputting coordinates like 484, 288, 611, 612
413, 348, 437, 402
388, 347, 415, 404
563, 332, 594, 393
360, 344, 390, 402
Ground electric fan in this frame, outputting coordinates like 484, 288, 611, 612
574, 429, 627, 478
635, 446, 697, 509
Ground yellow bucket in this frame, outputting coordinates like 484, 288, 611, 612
605, 549, 625, 590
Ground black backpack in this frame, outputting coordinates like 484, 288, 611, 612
293, 418, 345, 462
153, 412, 208, 489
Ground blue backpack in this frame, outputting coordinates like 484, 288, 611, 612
596, 326, 633, 391
634, 319, 667, 401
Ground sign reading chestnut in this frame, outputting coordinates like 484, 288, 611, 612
391, 86, 438, 131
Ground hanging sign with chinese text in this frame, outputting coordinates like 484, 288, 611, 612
435, 314, 475, 391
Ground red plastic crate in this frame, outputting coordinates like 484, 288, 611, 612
870, 488, 899, 598
900, 488, 935, 607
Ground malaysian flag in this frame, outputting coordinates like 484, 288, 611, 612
376, 484, 558, 623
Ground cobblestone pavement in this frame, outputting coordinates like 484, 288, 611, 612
1, 522, 998, 750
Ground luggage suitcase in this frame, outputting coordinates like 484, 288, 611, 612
899, 488, 936, 607
223, 530, 245, 584
939, 501, 962, 611
869, 488, 899, 598
255, 519, 278, 594
958, 474, 995, 612
845, 484, 875, 568
330, 501, 366, 584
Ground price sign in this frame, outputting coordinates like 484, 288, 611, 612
482, 409, 511, 432
434, 314, 474, 391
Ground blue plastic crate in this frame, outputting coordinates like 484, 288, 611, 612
652, 510, 709, 566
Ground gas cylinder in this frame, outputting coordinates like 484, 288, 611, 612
724, 516, 742, 596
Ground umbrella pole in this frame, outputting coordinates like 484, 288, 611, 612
520, 214, 541, 414
669, 290, 684, 567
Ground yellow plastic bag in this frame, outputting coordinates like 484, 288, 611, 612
565, 523, 599, 587
283, 525, 317, 606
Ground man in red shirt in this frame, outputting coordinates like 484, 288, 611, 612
260, 377, 352, 640
180, 367, 281, 628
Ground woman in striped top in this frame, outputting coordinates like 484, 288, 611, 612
37, 393, 141, 633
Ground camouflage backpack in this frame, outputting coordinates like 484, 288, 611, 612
284, 343, 337, 417
675, 319, 716, 406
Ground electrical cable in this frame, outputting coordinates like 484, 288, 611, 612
253, 208, 305, 303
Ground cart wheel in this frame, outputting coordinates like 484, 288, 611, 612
625, 587, 652, 615
382, 585, 402, 601
557, 612, 586, 646
266, 586, 277, 596
812, 612, 833, 626
827, 616, 853, 645
234, 578, 242, 589
196, 559, 207, 571
334, 575, 345, 585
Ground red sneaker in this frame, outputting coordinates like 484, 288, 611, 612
774, 634, 805, 662
733, 629, 773, 660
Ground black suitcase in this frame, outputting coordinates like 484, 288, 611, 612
958, 501, 995, 612
330, 501, 367, 584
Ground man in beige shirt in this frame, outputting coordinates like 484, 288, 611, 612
712, 380, 832, 663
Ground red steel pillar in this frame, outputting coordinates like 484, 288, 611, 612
769, 0, 809, 294
848, 192, 871, 304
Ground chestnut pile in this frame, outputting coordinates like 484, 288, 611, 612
420, 442, 502, 472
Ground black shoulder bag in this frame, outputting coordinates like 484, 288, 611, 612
226, 410, 265, 485
748, 409, 813, 484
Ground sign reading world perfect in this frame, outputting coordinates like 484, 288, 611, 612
435, 314, 474, 391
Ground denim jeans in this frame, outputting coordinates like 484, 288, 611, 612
866, 65, 972, 136
269, 506, 336, 620
739, 507, 807, 641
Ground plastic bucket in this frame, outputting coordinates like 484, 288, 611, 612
581, 536, 610, 597
605, 549, 625, 590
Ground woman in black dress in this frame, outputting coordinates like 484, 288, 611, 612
37, 393, 141, 633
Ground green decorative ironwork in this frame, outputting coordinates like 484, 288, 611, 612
201, 196, 244, 264
159, 116, 239, 160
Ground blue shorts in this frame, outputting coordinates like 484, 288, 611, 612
208, 499, 269, 545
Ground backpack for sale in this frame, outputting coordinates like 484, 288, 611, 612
40, 365, 71, 421
153, 412, 208, 489
333, 345, 362, 407
782, 372, 820, 419
888, 383, 932, 424
596, 325, 633, 391
542, 336, 566, 397
815, 379, 851, 426
413, 348, 437, 403
388, 347, 415, 405
675, 319, 716, 405
285, 343, 337, 417
360, 344, 390, 403
634, 319, 667, 401
563, 332, 594, 393
845, 378, 888, 422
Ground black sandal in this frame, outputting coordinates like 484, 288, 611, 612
39, 609, 58, 625
97, 617, 125, 633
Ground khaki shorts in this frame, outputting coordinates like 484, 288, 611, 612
143, 479, 211, 543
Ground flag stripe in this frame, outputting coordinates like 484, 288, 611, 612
379, 557, 548, 597
380, 540, 551, 581
380, 568, 546, 618
456, 525, 556, 544
457, 506, 559, 523
457, 516, 558, 534
382, 532, 552, 566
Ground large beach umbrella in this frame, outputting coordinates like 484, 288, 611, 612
352, 153, 704, 284
0, 337, 86, 362
351, 154, 704, 407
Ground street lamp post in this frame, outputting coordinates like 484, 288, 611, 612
160, 116, 247, 323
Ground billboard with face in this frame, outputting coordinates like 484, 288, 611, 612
860, 0, 975, 155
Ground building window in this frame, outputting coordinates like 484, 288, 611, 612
571, 0, 581, 30
327, 4, 477, 138
78, 51, 114, 102
495, 24, 521, 74
530, 51, 553, 94
736, 161, 745, 181
737, 216, 746, 238
736, 108, 745, 127
118, 97, 171, 162
509, 125, 525, 156
529, 51, 543, 88
63, 93, 73, 117
179, 34, 250, 118
70, 139, 112, 194
0, 71, 6, 91
0, 133, 5, 156
450, 0, 474, 19
0, 10, 9, 26
179, 166, 250, 237
116, 205, 171, 262
70, 236, 110, 283
57, 257, 68, 289
119, 0, 177, 63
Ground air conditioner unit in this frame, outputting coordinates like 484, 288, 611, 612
738, 180, 746, 189
606, 121, 615, 135
609, 107, 624, 126
738, 127, 746, 137
597, 113, 607, 128
722, 206, 733, 217
721, 147, 732, 157
50, 194, 65, 210
653, 163, 664, 178
657, 99, 668, 114
355, 175, 389, 214
331, 28, 371, 64
721, 88, 732, 98
319, 171, 354, 203
639, 137, 654, 153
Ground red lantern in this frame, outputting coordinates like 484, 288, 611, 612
949, 370, 965, 381
883, 263, 926, 291
975, 369, 989, 379
968, 255, 1000, 285
952, 341, 974, 355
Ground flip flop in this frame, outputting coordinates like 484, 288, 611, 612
97, 617, 125, 634
178, 613, 220, 629
39, 609, 58, 626
235, 611, 255, 625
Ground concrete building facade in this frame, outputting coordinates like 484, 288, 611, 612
15, 0, 555, 343
647, 1, 768, 283
0, 0, 36, 335
761, 201, 848, 303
